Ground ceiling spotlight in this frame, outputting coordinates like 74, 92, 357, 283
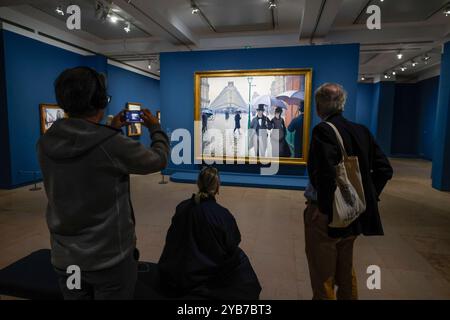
423, 54, 431, 61
124, 22, 131, 33
361, 76, 365, 81
95, 1, 109, 22
269, 1, 277, 9
55, 6, 64, 16
400, 66, 407, 72
392, 71, 396, 76
444, 6, 450, 16
108, 15, 119, 23
412, 61, 418, 67
191, 1, 200, 15
397, 52, 403, 60
384, 73, 390, 79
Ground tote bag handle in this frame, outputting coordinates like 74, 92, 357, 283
325, 122, 348, 160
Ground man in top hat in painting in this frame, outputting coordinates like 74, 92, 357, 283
250, 104, 273, 157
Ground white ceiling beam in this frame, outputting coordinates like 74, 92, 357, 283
0, 6, 101, 52
198, 32, 300, 50
327, 23, 448, 46
298, 0, 323, 43
100, 39, 184, 55
313, 0, 345, 40
0, 0, 31, 6
299, 0, 344, 44
114, 0, 197, 48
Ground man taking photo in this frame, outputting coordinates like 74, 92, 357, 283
37, 66, 170, 300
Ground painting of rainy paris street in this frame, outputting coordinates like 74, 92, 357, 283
200, 73, 306, 161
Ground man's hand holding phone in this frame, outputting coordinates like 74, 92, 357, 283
110, 108, 158, 129
141, 109, 159, 128
110, 110, 127, 129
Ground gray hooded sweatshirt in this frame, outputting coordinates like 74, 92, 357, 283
37, 118, 169, 272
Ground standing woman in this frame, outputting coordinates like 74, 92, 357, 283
270, 107, 291, 158
158, 167, 261, 299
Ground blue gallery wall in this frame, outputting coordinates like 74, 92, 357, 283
374, 82, 396, 155
391, 83, 421, 157
160, 44, 360, 175
418, 76, 440, 160
106, 64, 161, 148
356, 77, 440, 160
349, 81, 397, 155
2, 30, 87, 187
356, 83, 374, 129
390, 77, 440, 159
432, 41, 450, 191
370, 82, 381, 135
0, 29, 160, 188
0, 30, 10, 188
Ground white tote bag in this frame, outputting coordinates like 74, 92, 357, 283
325, 122, 366, 228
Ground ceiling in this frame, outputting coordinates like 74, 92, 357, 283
352, 0, 449, 24
0, 0, 449, 81
28, 0, 150, 40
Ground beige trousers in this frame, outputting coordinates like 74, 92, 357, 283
304, 204, 358, 300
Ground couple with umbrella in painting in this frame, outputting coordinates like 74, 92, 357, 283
250, 90, 304, 159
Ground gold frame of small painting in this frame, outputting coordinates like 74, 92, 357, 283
39, 104, 67, 134
126, 102, 143, 137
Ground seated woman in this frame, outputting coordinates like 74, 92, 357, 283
157, 167, 261, 300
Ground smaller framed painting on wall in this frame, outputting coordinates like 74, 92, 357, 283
126, 102, 142, 137
39, 104, 66, 134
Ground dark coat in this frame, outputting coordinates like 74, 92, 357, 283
234, 113, 242, 129
271, 117, 291, 158
158, 195, 261, 299
307, 113, 393, 238
287, 115, 304, 158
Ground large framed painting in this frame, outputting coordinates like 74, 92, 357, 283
126, 102, 142, 137
39, 104, 66, 134
194, 68, 312, 165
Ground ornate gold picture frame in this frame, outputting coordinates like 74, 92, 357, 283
194, 68, 312, 165
39, 104, 66, 134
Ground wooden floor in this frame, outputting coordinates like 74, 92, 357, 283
1, 159, 450, 299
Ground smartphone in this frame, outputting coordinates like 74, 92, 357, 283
124, 110, 143, 123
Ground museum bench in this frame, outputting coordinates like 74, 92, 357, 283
0, 249, 164, 300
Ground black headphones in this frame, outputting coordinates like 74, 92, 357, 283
81, 67, 109, 111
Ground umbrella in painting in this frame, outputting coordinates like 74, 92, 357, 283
276, 90, 305, 106
251, 95, 287, 110
201, 108, 214, 116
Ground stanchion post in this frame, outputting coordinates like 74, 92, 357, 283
159, 171, 168, 185
29, 171, 42, 191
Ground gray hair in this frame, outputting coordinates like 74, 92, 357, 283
314, 83, 347, 118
